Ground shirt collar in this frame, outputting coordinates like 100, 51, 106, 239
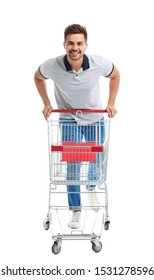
63, 54, 90, 71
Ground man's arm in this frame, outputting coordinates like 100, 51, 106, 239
34, 69, 53, 119
106, 66, 120, 117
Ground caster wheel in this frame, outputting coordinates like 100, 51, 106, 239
52, 242, 61, 255
92, 241, 102, 253
43, 220, 50, 230
104, 221, 110, 230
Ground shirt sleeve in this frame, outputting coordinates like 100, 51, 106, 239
98, 56, 114, 77
104, 62, 114, 77
39, 58, 55, 79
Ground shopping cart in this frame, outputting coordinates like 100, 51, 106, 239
43, 109, 111, 254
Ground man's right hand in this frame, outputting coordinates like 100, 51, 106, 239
42, 104, 53, 119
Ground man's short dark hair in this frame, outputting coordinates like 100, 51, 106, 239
64, 24, 88, 41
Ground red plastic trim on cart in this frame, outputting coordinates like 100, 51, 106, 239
51, 109, 108, 113
51, 142, 104, 162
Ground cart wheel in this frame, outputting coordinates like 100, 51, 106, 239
104, 221, 110, 230
52, 242, 61, 255
92, 241, 102, 253
43, 220, 50, 230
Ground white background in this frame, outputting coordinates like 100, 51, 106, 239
0, 0, 154, 279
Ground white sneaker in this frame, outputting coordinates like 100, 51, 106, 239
68, 211, 81, 229
86, 187, 100, 212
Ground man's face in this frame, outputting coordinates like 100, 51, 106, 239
64, 34, 87, 62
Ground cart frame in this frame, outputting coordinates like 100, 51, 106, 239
43, 109, 111, 254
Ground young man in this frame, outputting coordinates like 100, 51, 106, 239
34, 24, 120, 229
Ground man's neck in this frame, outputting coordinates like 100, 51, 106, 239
67, 56, 83, 72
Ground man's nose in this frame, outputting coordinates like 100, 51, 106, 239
72, 43, 78, 49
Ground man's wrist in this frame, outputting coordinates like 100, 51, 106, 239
43, 100, 51, 107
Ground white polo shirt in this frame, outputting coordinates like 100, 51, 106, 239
39, 54, 114, 124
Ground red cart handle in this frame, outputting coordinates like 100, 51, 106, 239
51, 109, 108, 113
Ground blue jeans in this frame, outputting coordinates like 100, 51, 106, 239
60, 117, 105, 210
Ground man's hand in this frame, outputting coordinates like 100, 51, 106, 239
106, 105, 117, 118
42, 104, 53, 119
